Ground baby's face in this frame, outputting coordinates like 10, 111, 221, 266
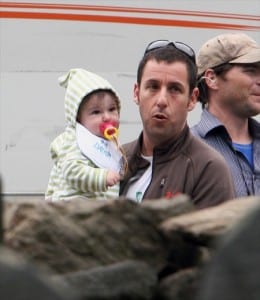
77, 92, 119, 138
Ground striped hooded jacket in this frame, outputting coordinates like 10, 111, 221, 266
45, 68, 121, 201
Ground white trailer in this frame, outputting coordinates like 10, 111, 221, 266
1, 0, 259, 194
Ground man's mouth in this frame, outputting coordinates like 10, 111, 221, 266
153, 113, 167, 120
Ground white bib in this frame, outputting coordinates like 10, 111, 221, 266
76, 122, 123, 173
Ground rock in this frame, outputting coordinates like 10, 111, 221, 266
2, 194, 259, 300
54, 260, 157, 300
4, 196, 193, 274
155, 267, 201, 300
196, 202, 260, 300
0, 246, 76, 300
160, 196, 260, 246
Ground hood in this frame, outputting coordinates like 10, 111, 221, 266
59, 68, 121, 128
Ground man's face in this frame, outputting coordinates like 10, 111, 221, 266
134, 59, 198, 146
217, 63, 260, 118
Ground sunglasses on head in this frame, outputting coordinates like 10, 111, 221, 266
144, 39, 196, 63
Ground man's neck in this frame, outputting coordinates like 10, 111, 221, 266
141, 135, 154, 156
208, 107, 252, 144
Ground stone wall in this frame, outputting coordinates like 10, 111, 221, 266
1, 194, 259, 300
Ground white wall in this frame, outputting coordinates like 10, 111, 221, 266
1, 0, 259, 193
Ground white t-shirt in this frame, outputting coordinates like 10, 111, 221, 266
125, 155, 153, 203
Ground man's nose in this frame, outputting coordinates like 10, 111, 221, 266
156, 88, 168, 106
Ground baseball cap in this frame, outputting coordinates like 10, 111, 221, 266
197, 33, 260, 77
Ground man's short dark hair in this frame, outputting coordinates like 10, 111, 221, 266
137, 46, 198, 95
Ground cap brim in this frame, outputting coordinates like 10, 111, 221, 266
230, 48, 260, 64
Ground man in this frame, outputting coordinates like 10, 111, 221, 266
191, 33, 260, 197
120, 40, 235, 208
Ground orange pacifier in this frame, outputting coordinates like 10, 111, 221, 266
100, 121, 119, 140
100, 121, 128, 177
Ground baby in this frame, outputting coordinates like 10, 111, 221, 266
45, 68, 126, 201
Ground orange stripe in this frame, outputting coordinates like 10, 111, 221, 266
0, 11, 259, 31
1, 2, 259, 21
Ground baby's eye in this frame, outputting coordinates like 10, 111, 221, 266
109, 106, 117, 112
92, 109, 101, 115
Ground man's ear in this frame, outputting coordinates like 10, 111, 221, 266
133, 83, 140, 105
203, 69, 217, 88
187, 87, 198, 111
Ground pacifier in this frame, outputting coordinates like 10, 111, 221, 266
100, 121, 119, 140
99, 121, 128, 177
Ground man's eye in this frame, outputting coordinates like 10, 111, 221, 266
147, 83, 158, 90
243, 66, 258, 74
169, 85, 182, 93
170, 87, 180, 92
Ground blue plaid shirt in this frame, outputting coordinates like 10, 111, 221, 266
191, 109, 260, 198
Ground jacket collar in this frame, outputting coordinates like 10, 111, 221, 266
249, 118, 260, 139
127, 124, 191, 162
195, 109, 224, 138
197, 109, 260, 140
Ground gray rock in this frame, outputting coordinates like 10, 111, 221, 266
196, 203, 260, 300
160, 196, 260, 246
4, 198, 187, 274
0, 246, 76, 300
54, 260, 157, 300
156, 268, 201, 300
3, 194, 259, 300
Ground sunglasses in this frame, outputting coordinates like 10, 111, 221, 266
144, 39, 196, 63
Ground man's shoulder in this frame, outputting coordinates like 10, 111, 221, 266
190, 109, 223, 138
190, 111, 209, 138
190, 124, 200, 137
188, 135, 233, 197
122, 139, 139, 156
189, 134, 226, 163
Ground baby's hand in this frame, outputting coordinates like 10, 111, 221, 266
106, 170, 120, 187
